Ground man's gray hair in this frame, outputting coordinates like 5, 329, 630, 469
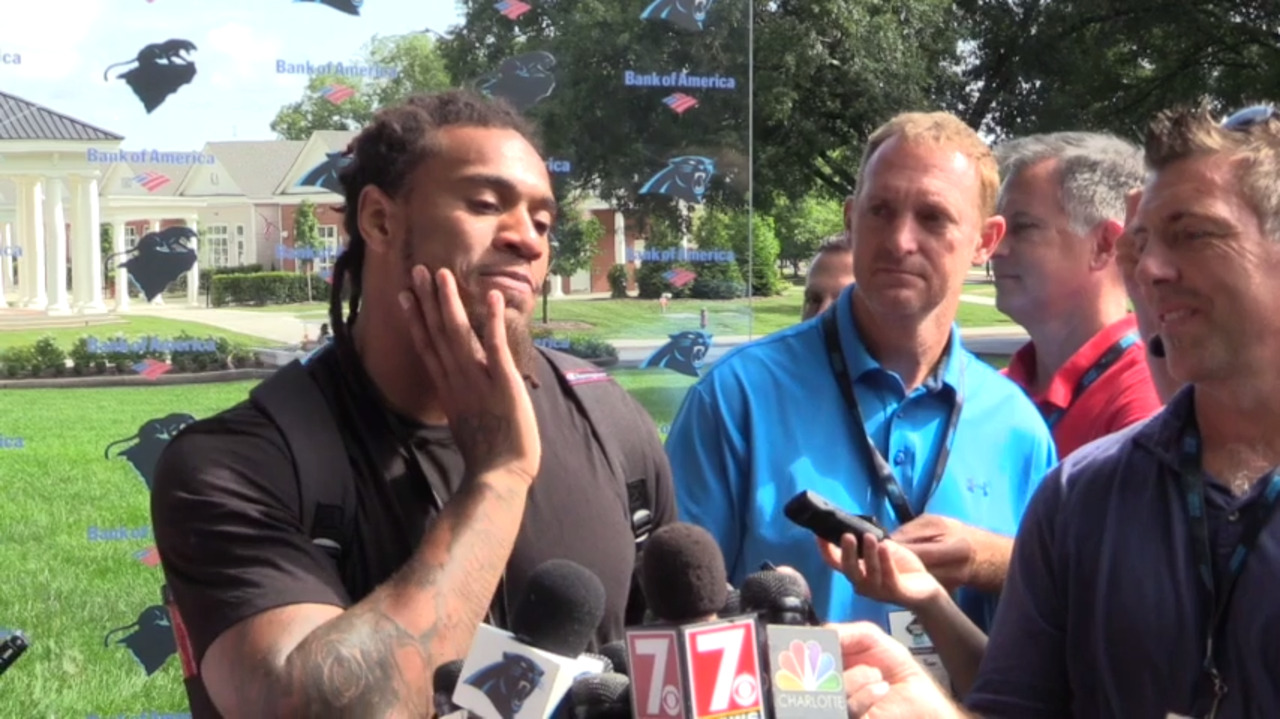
995, 132, 1145, 236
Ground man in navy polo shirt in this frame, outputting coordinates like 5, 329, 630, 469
967, 103, 1280, 717
666, 112, 1057, 644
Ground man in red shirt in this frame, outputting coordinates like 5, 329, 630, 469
992, 132, 1162, 458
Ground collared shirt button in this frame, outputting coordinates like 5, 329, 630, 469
1227, 511, 1240, 522
894, 449, 907, 465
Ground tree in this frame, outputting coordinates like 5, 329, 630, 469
441, 0, 962, 210
293, 199, 322, 302
271, 33, 453, 140
541, 202, 603, 323
99, 224, 113, 289
771, 194, 845, 276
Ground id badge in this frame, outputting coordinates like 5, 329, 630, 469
1164, 714, 1195, 719
887, 609, 950, 690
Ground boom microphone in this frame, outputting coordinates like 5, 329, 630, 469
453, 559, 609, 719
627, 523, 766, 719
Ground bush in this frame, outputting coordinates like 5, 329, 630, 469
636, 262, 688, 299
607, 264, 629, 298
531, 330, 618, 361
211, 272, 325, 306
2, 333, 260, 379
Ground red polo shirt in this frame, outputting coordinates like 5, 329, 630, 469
1003, 315, 1162, 459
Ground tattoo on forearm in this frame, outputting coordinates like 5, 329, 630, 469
267, 475, 527, 717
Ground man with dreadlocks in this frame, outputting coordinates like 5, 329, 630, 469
149, 90, 677, 718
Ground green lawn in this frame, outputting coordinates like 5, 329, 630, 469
0, 351, 1010, 714
238, 290, 1014, 341
962, 284, 998, 297
0, 316, 286, 352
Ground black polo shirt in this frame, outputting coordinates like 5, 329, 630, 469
150, 342, 677, 678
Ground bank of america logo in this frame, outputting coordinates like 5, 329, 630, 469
494, 0, 531, 19
133, 172, 171, 192
663, 268, 697, 288
320, 83, 355, 104
663, 93, 699, 115
774, 640, 842, 692
133, 546, 161, 567
132, 359, 173, 380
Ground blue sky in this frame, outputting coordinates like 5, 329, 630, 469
0, 0, 462, 150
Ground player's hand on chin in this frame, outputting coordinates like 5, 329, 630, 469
400, 265, 541, 486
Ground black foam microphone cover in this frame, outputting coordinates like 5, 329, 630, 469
740, 570, 820, 626
1149, 334, 1166, 358
433, 658, 464, 695
599, 641, 630, 678
511, 559, 607, 657
580, 651, 614, 674
568, 672, 631, 719
640, 522, 728, 623
721, 587, 742, 616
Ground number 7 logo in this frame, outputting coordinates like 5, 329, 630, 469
627, 628, 687, 718
682, 618, 765, 719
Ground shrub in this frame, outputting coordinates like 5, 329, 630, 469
607, 264, 629, 298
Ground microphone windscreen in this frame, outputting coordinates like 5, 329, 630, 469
580, 651, 614, 674
640, 522, 728, 623
721, 587, 742, 616
740, 570, 819, 625
599, 641, 630, 678
433, 658, 464, 695
569, 672, 631, 718
510, 559, 607, 657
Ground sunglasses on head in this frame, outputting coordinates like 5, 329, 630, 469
1222, 104, 1276, 131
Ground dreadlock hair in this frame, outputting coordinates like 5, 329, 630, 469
328, 90, 540, 351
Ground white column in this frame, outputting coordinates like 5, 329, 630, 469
112, 219, 129, 312
23, 177, 47, 309
186, 216, 200, 307
44, 177, 71, 314
68, 177, 86, 308
77, 176, 105, 313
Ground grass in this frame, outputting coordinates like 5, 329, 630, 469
962, 284, 998, 297
237, 290, 1015, 340
0, 347, 1011, 714
0, 316, 286, 352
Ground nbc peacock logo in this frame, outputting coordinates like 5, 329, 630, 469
773, 639, 842, 692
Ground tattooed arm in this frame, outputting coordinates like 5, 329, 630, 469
200, 467, 531, 718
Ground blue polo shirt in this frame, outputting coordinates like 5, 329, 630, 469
967, 387, 1280, 718
665, 284, 1057, 629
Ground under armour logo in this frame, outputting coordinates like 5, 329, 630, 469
965, 478, 989, 497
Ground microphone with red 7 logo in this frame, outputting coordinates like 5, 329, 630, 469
627, 522, 768, 719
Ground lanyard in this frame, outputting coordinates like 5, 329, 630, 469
1175, 420, 1280, 718
1040, 332, 1139, 429
821, 307, 963, 527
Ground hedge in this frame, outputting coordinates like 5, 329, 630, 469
0, 332, 261, 379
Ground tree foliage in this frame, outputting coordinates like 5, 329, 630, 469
771, 194, 845, 276
271, 34, 452, 140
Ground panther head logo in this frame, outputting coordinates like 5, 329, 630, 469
476, 51, 558, 112
297, 151, 352, 195
641, 0, 716, 31
639, 156, 716, 204
641, 330, 713, 378
462, 651, 546, 719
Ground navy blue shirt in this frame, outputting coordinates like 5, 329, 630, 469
967, 387, 1280, 718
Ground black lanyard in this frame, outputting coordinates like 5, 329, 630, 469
1041, 332, 1139, 429
1175, 420, 1280, 718
821, 307, 963, 527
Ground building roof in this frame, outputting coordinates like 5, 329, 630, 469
0, 91, 123, 142
204, 140, 306, 198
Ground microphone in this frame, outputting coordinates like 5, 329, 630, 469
720, 585, 743, 617
742, 572, 847, 718
599, 641, 630, 678
626, 523, 766, 719
563, 672, 632, 719
739, 570, 821, 627
453, 559, 609, 719
433, 659, 466, 717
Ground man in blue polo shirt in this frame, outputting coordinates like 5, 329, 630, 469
965, 102, 1280, 719
665, 112, 1057, 644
